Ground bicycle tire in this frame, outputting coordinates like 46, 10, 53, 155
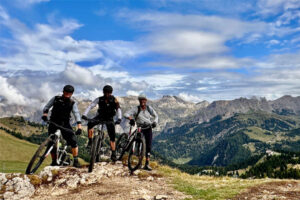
95, 137, 103, 163
128, 137, 145, 172
88, 135, 100, 172
26, 137, 54, 174
116, 133, 128, 161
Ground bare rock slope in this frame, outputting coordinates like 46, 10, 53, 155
0, 162, 188, 200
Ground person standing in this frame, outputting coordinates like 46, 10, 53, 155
42, 85, 82, 168
124, 94, 158, 171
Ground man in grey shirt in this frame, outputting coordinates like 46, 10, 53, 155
42, 85, 82, 168
124, 94, 158, 170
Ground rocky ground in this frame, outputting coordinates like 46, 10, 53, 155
0, 161, 188, 200
2, 161, 300, 200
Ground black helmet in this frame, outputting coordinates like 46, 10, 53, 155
63, 85, 74, 93
103, 85, 113, 93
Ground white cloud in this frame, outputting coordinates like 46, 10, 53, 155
178, 92, 203, 103
0, 9, 140, 72
151, 56, 247, 69
147, 30, 227, 57
0, 76, 30, 105
62, 62, 96, 86
0, 5, 9, 20
89, 65, 131, 80
257, 0, 300, 16
119, 11, 285, 69
136, 73, 184, 90
78, 88, 103, 101
121, 12, 268, 38
126, 90, 140, 96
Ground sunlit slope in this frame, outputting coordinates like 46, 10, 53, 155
154, 111, 300, 166
0, 130, 51, 173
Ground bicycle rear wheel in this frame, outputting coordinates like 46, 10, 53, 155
26, 137, 54, 174
88, 135, 100, 172
116, 133, 128, 161
128, 137, 145, 172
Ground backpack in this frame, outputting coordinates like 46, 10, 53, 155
135, 105, 153, 120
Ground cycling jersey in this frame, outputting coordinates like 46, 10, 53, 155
124, 105, 158, 126
83, 95, 122, 120
43, 95, 81, 124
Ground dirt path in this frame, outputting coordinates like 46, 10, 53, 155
31, 162, 188, 200
233, 181, 300, 200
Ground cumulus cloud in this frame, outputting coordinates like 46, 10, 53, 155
119, 11, 291, 69
178, 92, 204, 103
126, 90, 140, 96
0, 8, 140, 72
62, 62, 96, 86
1, 2, 300, 105
0, 76, 30, 105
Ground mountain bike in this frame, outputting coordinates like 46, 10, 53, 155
25, 121, 74, 174
116, 123, 147, 172
84, 118, 113, 173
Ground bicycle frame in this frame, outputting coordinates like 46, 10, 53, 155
124, 125, 150, 151
44, 128, 70, 165
44, 129, 62, 158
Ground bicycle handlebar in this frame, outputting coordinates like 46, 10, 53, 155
47, 121, 75, 135
130, 123, 152, 130
82, 118, 116, 125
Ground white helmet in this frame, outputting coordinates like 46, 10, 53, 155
138, 94, 147, 100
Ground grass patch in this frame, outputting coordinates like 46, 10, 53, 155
158, 165, 274, 200
172, 157, 192, 165
0, 117, 44, 137
244, 127, 274, 142
0, 130, 51, 173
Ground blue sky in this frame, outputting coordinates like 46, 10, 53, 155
0, 0, 300, 106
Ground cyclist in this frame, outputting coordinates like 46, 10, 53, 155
41, 85, 82, 168
82, 85, 122, 162
124, 94, 158, 171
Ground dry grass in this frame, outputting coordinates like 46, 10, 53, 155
28, 175, 42, 187
158, 165, 277, 200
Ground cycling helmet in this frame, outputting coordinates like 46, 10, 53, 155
63, 85, 74, 93
103, 85, 113, 93
138, 94, 147, 100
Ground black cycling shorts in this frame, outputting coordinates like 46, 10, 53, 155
48, 122, 78, 148
87, 116, 116, 142
142, 127, 153, 158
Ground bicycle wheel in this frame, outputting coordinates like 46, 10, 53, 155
128, 137, 145, 172
26, 137, 54, 174
95, 137, 103, 163
116, 133, 128, 161
88, 135, 100, 173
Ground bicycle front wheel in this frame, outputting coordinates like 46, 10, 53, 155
128, 137, 145, 172
116, 133, 128, 161
88, 135, 100, 173
26, 137, 54, 174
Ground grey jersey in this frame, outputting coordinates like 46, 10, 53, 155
124, 105, 158, 126
43, 96, 81, 124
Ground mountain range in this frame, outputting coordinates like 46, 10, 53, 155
1, 95, 300, 166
